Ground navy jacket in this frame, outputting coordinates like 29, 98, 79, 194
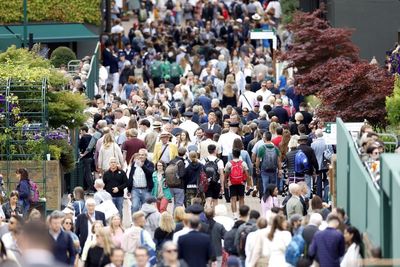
102, 49, 119, 74
53, 230, 76, 265
178, 231, 212, 267
75, 211, 106, 249
127, 159, 154, 192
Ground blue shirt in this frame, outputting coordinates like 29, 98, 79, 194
309, 227, 345, 267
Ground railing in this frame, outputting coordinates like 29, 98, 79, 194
336, 118, 400, 260
86, 42, 100, 99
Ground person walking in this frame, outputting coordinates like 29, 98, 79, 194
267, 215, 292, 267
98, 133, 124, 174
158, 241, 188, 267
151, 161, 173, 212
15, 168, 31, 216
309, 214, 345, 267
103, 157, 128, 216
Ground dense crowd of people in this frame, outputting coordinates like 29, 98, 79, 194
0, 0, 379, 266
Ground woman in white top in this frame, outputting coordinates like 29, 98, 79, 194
341, 226, 363, 267
267, 214, 292, 267
245, 218, 268, 267
98, 133, 124, 173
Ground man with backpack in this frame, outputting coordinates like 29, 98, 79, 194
165, 147, 187, 210
224, 148, 249, 217
234, 210, 260, 265
201, 144, 224, 208
255, 131, 282, 194
297, 135, 319, 198
223, 205, 249, 256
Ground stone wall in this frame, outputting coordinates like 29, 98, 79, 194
0, 160, 62, 211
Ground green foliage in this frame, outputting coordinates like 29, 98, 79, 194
281, 0, 299, 24
25, 139, 47, 161
48, 91, 88, 129
50, 46, 77, 68
49, 145, 62, 160
48, 139, 75, 172
386, 75, 400, 126
0, 0, 101, 25
0, 46, 68, 89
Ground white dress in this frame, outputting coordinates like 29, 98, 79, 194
268, 230, 292, 267
341, 243, 361, 267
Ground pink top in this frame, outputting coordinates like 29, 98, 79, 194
261, 196, 279, 218
109, 227, 124, 248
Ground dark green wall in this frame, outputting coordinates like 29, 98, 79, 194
327, 0, 400, 64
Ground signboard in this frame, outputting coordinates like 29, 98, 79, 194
324, 122, 365, 145
250, 29, 277, 50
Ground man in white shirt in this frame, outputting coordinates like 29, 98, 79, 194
179, 112, 199, 140
217, 122, 241, 164
172, 214, 192, 244
256, 80, 272, 107
199, 130, 221, 159
238, 84, 256, 111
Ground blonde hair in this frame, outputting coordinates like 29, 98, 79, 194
189, 151, 198, 162
103, 133, 115, 148
159, 212, 175, 233
109, 214, 124, 235
173, 206, 186, 222
96, 228, 114, 255
269, 122, 279, 135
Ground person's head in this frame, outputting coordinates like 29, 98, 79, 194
178, 147, 187, 157
263, 184, 278, 202
208, 112, 217, 124
288, 183, 300, 196
85, 198, 96, 215
9, 215, 23, 233
138, 148, 148, 162
232, 138, 244, 151
139, 119, 151, 131
327, 213, 341, 229
156, 160, 166, 173
48, 210, 65, 233
268, 214, 287, 240
366, 145, 380, 160
109, 157, 119, 171
19, 222, 54, 252
28, 208, 42, 222
9, 191, 19, 205
173, 206, 186, 223
109, 248, 124, 267
62, 217, 75, 232
189, 215, 200, 230
73, 186, 85, 200
135, 246, 149, 267
249, 210, 260, 221
207, 144, 217, 155
15, 168, 29, 181
288, 135, 299, 149
289, 214, 302, 231
132, 211, 146, 227
159, 212, 175, 233
344, 226, 362, 247
256, 217, 268, 230
160, 131, 171, 144
311, 195, 324, 210
94, 179, 105, 191
162, 241, 178, 263
91, 220, 104, 234
109, 214, 122, 230
276, 127, 283, 136
96, 228, 114, 255
239, 205, 250, 219
297, 181, 308, 196
308, 213, 323, 227
232, 148, 241, 159
189, 151, 199, 163
263, 131, 272, 142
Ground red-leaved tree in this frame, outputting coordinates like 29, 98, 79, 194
279, 10, 394, 126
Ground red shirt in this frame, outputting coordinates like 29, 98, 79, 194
272, 136, 283, 147
121, 138, 146, 164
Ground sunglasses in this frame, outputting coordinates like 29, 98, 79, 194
64, 222, 72, 225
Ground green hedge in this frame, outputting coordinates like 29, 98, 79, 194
0, 0, 101, 25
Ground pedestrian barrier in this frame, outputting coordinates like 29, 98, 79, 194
336, 118, 400, 260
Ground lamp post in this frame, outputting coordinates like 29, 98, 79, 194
23, 0, 28, 48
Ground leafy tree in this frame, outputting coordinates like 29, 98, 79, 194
386, 75, 400, 126
280, 10, 394, 127
281, 0, 299, 24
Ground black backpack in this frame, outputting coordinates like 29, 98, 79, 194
224, 227, 239, 255
237, 223, 256, 257
234, 3, 243, 19
166, 0, 174, 10
204, 158, 220, 183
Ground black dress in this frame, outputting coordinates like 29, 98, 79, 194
221, 94, 237, 108
85, 245, 111, 267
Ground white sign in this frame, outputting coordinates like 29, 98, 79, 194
250, 30, 277, 50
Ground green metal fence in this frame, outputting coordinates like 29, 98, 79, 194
86, 42, 100, 99
336, 118, 400, 260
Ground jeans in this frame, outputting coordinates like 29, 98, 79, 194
169, 188, 185, 210
304, 174, 313, 199
131, 188, 150, 212
260, 171, 277, 194
112, 197, 123, 216
81, 157, 94, 191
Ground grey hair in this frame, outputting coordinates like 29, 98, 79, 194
49, 210, 65, 221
